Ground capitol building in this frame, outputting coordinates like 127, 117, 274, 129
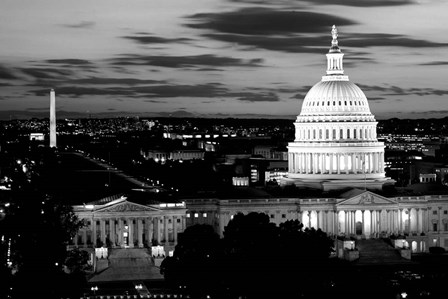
72, 26, 448, 259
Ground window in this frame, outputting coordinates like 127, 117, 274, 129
433, 210, 437, 215
105, 221, 109, 225
444, 222, 448, 231
177, 219, 181, 223
168, 219, 172, 223
230, 215, 234, 220
194, 213, 199, 218
87, 221, 91, 226
282, 214, 286, 219
444, 210, 447, 215
186, 213, 190, 218
433, 223, 438, 231
270, 214, 275, 219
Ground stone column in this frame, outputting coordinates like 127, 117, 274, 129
416, 208, 420, 234
345, 155, 349, 174
174, 216, 178, 244
398, 209, 402, 233
352, 154, 356, 174
128, 218, 134, 248
336, 154, 340, 174
118, 219, 123, 246
137, 219, 143, 248
164, 216, 169, 243
345, 211, 349, 234
362, 210, 365, 235
100, 219, 106, 246
148, 217, 154, 246
92, 219, 97, 247
154, 217, 159, 244
109, 218, 116, 247
370, 210, 374, 235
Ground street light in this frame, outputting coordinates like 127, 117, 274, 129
91, 286, 98, 297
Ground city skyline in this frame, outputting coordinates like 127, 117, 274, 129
1, 0, 448, 120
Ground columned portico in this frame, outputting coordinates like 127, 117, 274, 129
73, 196, 187, 252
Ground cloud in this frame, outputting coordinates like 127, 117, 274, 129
342, 33, 448, 48
357, 84, 448, 97
69, 77, 165, 86
62, 21, 95, 29
203, 33, 328, 53
109, 54, 263, 68
20, 68, 73, 79
186, 7, 356, 35
122, 34, 192, 44
419, 61, 448, 66
368, 97, 386, 101
301, 0, 414, 7
45, 59, 92, 65
234, 92, 280, 102
0, 65, 19, 80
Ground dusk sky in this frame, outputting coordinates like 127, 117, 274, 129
1, 0, 447, 120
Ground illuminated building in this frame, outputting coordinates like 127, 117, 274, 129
282, 25, 394, 191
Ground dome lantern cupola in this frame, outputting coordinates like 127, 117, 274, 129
326, 25, 344, 76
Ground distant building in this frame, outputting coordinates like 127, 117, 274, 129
30, 133, 44, 141
71, 192, 187, 254
141, 149, 204, 163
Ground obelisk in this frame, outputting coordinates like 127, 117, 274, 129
50, 89, 57, 148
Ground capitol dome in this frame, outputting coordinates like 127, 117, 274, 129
282, 25, 395, 191
300, 79, 372, 117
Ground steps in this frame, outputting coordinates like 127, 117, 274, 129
355, 239, 411, 265
89, 248, 163, 282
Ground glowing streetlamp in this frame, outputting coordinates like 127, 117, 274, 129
91, 286, 98, 297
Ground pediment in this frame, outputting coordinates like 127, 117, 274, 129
95, 201, 158, 213
336, 191, 397, 206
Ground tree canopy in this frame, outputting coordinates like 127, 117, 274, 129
161, 212, 335, 298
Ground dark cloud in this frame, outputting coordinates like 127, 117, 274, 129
20, 68, 73, 79
30, 86, 136, 98
357, 84, 448, 97
29, 82, 285, 103
110, 54, 263, 68
342, 33, 448, 48
368, 97, 386, 101
186, 7, 356, 35
122, 34, 192, 44
0, 65, 19, 80
290, 94, 307, 100
202, 31, 448, 54
62, 21, 95, 29
45, 59, 92, 65
69, 77, 164, 85
234, 92, 280, 102
203, 33, 328, 53
301, 0, 413, 7
419, 61, 448, 66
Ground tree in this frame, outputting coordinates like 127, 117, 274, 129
161, 224, 222, 296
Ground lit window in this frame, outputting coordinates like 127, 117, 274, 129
194, 213, 199, 218
186, 213, 190, 218
203, 213, 207, 217
230, 215, 234, 220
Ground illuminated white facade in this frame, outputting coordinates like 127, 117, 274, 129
284, 26, 394, 191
